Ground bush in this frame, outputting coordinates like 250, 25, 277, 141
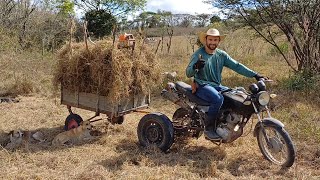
0, 78, 36, 97
282, 71, 320, 91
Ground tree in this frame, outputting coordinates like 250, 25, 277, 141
179, 17, 192, 27
0, 0, 72, 51
148, 13, 162, 28
74, 0, 146, 17
206, 0, 320, 75
166, 25, 174, 53
55, 0, 75, 15
174, 14, 196, 27
157, 10, 173, 27
84, 9, 116, 38
210, 15, 221, 24
195, 13, 211, 27
135, 11, 157, 29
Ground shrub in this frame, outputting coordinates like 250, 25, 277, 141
282, 70, 320, 91
1, 78, 36, 97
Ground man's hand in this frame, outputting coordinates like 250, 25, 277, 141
254, 73, 266, 81
193, 54, 205, 70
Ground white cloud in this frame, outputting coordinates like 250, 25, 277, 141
146, 0, 218, 15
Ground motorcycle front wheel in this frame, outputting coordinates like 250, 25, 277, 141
257, 126, 296, 167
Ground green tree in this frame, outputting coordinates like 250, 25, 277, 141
55, 0, 75, 15
136, 11, 156, 29
75, 0, 146, 17
85, 9, 116, 38
157, 10, 173, 27
205, 0, 320, 74
210, 15, 221, 24
147, 13, 162, 28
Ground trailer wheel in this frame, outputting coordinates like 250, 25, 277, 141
137, 113, 174, 152
64, 114, 83, 130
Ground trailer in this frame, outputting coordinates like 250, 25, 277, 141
60, 86, 175, 153
61, 87, 150, 130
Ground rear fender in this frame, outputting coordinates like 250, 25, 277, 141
253, 118, 284, 137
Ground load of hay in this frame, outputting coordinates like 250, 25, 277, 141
53, 39, 162, 103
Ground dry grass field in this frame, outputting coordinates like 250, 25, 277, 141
0, 28, 319, 179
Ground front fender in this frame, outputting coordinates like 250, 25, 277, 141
253, 118, 285, 137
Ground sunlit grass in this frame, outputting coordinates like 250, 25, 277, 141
0, 27, 319, 179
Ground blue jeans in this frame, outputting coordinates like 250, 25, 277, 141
195, 84, 228, 127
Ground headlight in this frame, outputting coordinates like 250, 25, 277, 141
258, 91, 270, 106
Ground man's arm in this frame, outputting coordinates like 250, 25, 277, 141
223, 52, 257, 77
186, 53, 199, 78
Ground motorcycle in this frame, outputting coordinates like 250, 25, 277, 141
137, 79, 296, 167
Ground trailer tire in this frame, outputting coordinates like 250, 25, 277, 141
137, 113, 174, 152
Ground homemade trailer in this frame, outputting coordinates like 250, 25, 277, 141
60, 87, 150, 130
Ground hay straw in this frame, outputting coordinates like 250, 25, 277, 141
53, 39, 162, 103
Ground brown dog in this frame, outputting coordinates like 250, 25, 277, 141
52, 121, 93, 146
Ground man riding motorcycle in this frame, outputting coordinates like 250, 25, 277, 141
186, 28, 266, 140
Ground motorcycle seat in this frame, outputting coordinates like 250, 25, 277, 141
175, 81, 211, 106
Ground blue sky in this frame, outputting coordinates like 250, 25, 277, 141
145, 0, 218, 14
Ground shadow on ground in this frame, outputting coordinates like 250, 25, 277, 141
0, 123, 106, 153
99, 138, 226, 178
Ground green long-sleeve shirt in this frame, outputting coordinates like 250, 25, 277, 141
186, 47, 257, 87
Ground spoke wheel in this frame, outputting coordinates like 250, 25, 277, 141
172, 108, 202, 138
257, 126, 295, 167
172, 108, 190, 126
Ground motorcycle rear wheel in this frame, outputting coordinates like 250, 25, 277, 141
257, 126, 296, 167
173, 108, 189, 122
172, 108, 203, 138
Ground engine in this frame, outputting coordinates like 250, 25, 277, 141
216, 111, 243, 142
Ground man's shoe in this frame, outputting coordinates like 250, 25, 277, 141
204, 130, 221, 140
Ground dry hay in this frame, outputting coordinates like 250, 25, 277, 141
53, 39, 162, 103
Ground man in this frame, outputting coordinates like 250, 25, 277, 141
186, 28, 265, 140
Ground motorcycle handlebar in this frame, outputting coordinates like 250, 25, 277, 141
259, 78, 273, 83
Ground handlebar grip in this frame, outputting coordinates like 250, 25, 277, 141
259, 78, 273, 82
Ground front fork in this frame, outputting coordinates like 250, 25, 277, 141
252, 103, 272, 146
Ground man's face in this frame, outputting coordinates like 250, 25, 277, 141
206, 36, 220, 50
